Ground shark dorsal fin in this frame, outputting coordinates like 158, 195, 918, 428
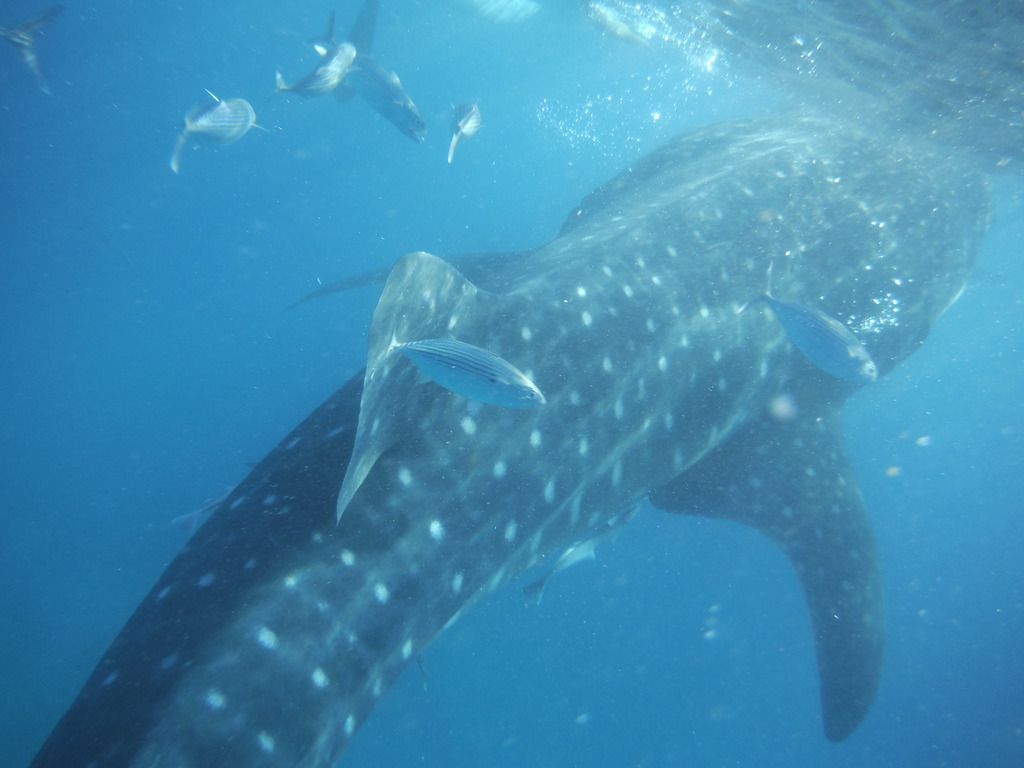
649, 406, 884, 741
348, 0, 379, 55
335, 252, 494, 523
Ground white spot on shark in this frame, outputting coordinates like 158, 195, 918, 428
229, 496, 246, 511
196, 573, 215, 589
576, 286, 587, 297
493, 460, 507, 478
101, 671, 118, 687
544, 478, 556, 504
700, 306, 710, 319
285, 436, 301, 450
312, 668, 329, 688
372, 677, 383, 697
505, 521, 518, 542
156, 586, 172, 602
257, 732, 275, 753
658, 355, 668, 372
646, 318, 656, 333
460, 416, 477, 435
452, 572, 464, 593
602, 357, 613, 373
257, 626, 279, 650
581, 310, 593, 327
284, 574, 298, 589
402, 639, 413, 660
713, 349, 722, 363
521, 326, 532, 341
344, 715, 356, 737
429, 519, 445, 541
340, 549, 355, 566
263, 494, 277, 506
397, 467, 413, 486
205, 689, 226, 710
602, 265, 613, 277
622, 285, 634, 298
612, 460, 623, 487
374, 583, 390, 604
530, 430, 542, 448
614, 398, 624, 420
579, 436, 589, 455
570, 390, 582, 405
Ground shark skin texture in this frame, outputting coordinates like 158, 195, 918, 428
31, 114, 988, 767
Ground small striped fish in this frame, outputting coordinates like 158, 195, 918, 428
170, 91, 259, 173
750, 295, 878, 384
275, 42, 356, 97
397, 338, 546, 408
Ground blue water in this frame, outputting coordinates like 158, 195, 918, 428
2, 1, 1022, 766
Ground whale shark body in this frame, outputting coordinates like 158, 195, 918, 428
31, 114, 987, 766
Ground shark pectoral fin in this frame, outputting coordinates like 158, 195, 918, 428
335, 439, 386, 524
649, 410, 883, 741
335, 251, 495, 523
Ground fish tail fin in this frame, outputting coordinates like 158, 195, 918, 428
447, 132, 460, 165
523, 575, 548, 605
737, 259, 776, 314
169, 131, 188, 174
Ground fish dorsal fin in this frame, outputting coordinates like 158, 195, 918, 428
649, 407, 883, 742
335, 252, 492, 523
348, 0, 379, 55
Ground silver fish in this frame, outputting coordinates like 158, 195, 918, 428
397, 337, 546, 409
0, 4, 62, 94
747, 294, 879, 384
170, 91, 259, 174
275, 41, 356, 97
447, 103, 482, 165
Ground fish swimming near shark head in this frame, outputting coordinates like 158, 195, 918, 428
0, 4, 62, 94
31, 113, 987, 766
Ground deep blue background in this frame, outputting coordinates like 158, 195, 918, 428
1, 2, 1021, 766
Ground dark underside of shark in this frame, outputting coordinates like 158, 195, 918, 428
31, 113, 988, 767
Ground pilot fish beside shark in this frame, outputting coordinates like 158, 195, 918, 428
30, 113, 988, 766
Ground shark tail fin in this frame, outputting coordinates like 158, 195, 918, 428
336, 252, 494, 524
649, 405, 884, 742
169, 131, 188, 174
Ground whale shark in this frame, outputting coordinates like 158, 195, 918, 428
30, 113, 987, 766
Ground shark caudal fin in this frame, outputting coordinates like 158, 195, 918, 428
335, 252, 496, 523
649, 405, 884, 742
